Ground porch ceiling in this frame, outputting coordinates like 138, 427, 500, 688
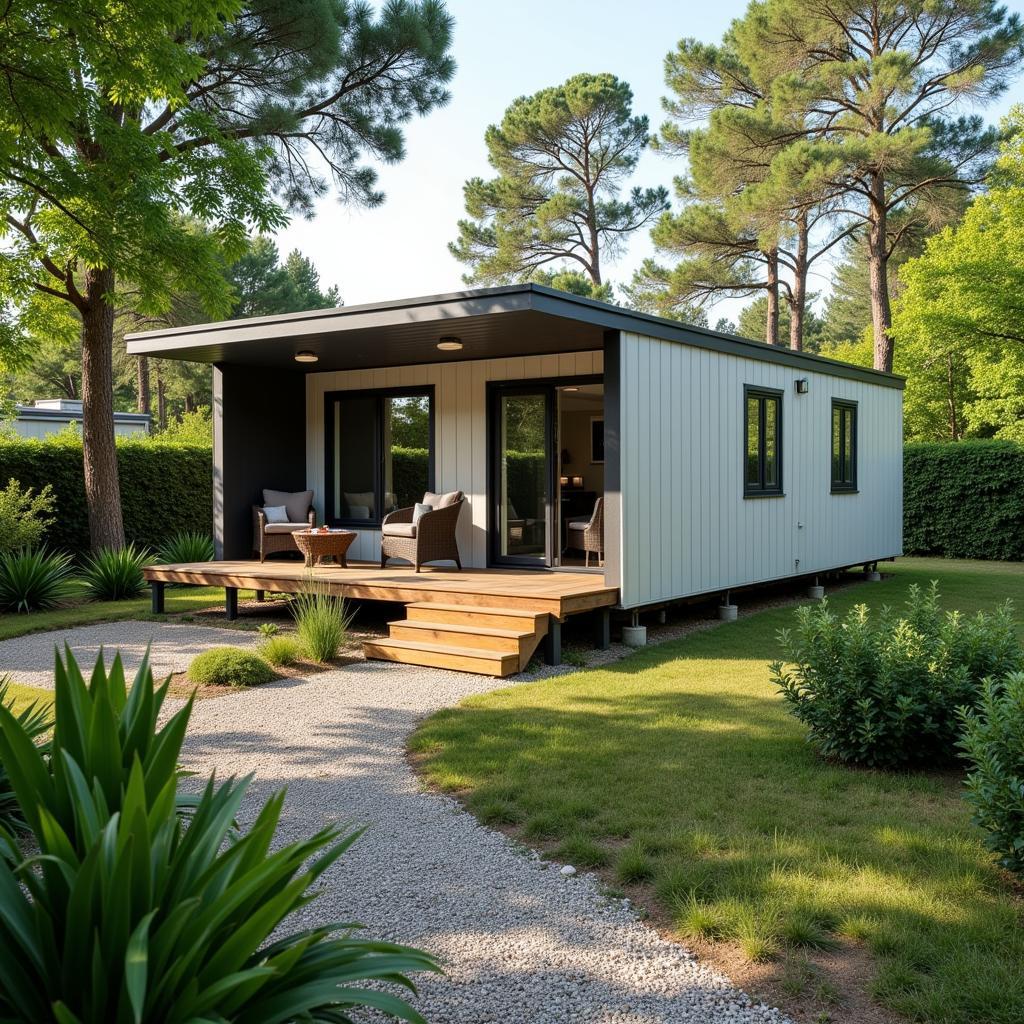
125, 285, 607, 372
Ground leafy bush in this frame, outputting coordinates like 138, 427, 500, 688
904, 440, 1024, 560
0, 478, 56, 554
771, 583, 1021, 769
156, 529, 215, 564
78, 542, 151, 600
958, 673, 1024, 879
258, 621, 281, 637
189, 646, 276, 686
0, 547, 78, 613
0, 646, 438, 1022
293, 582, 353, 662
258, 633, 304, 666
0, 435, 211, 556
0, 679, 50, 831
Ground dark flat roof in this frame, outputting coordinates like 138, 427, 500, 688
125, 283, 904, 389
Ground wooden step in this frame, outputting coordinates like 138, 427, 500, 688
362, 638, 519, 677
405, 601, 548, 634
387, 619, 530, 653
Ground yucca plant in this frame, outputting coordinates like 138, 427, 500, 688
157, 530, 215, 564
293, 580, 354, 662
0, 678, 50, 831
79, 542, 151, 600
0, 547, 78, 612
0, 647, 438, 1023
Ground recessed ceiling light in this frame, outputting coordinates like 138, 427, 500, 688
294, 351, 318, 363
437, 336, 463, 351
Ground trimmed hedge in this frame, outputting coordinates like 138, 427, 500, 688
904, 440, 1024, 561
0, 436, 212, 557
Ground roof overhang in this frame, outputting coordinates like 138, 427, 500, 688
125, 283, 905, 389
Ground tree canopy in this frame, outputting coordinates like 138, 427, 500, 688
450, 73, 668, 286
0, 0, 454, 548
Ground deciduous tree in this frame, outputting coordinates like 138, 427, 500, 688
0, 0, 454, 549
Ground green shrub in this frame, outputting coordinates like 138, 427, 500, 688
0, 478, 56, 554
0, 435, 211, 556
904, 440, 1024, 560
958, 673, 1024, 879
188, 646, 275, 687
293, 582, 353, 662
0, 547, 78, 613
0, 678, 50, 831
78, 542, 150, 600
0, 646, 438, 1022
258, 621, 281, 637
772, 583, 1021, 769
156, 529, 215, 564
258, 633, 304, 666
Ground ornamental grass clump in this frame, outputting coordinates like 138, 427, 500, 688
0, 547, 78, 612
156, 529, 215, 564
0, 646, 438, 1023
258, 633, 305, 667
0, 678, 50, 832
188, 646, 275, 687
771, 582, 1021, 769
958, 673, 1024, 879
78, 542, 151, 600
293, 580, 353, 663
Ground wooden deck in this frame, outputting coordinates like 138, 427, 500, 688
142, 560, 619, 618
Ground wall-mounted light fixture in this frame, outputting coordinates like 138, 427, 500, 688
795, 378, 809, 394
294, 351, 319, 363
437, 336, 463, 351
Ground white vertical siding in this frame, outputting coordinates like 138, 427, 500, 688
305, 351, 605, 568
616, 331, 903, 609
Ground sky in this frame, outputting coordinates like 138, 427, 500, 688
274, 0, 1024, 321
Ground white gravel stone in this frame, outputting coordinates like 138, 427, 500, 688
561, 864, 577, 876
0, 621, 261, 688
3, 620, 791, 1023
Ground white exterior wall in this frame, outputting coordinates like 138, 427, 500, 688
305, 351, 604, 567
615, 331, 903, 609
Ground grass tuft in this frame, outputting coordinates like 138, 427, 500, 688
553, 833, 609, 868
616, 840, 655, 884
257, 634, 303, 667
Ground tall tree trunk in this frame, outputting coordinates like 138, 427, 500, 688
184, 392, 195, 414
868, 173, 893, 372
137, 355, 151, 415
789, 212, 808, 351
765, 249, 780, 345
156, 369, 167, 431
80, 266, 125, 551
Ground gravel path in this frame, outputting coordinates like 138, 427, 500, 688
0, 621, 260, 688
3, 620, 788, 1022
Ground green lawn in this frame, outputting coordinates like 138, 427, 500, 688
411, 558, 1024, 1024
0, 586, 240, 642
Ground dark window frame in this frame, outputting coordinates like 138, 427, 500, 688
830, 398, 858, 493
743, 385, 784, 498
323, 385, 435, 528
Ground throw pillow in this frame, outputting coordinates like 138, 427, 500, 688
263, 505, 289, 524
413, 502, 433, 524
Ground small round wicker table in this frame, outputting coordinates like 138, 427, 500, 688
293, 529, 357, 568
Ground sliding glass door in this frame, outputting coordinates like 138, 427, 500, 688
492, 387, 553, 566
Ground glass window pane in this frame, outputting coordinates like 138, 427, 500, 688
500, 393, 548, 559
832, 406, 842, 483
844, 409, 854, 484
746, 396, 761, 485
383, 395, 430, 514
764, 397, 778, 487
334, 395, 377, 520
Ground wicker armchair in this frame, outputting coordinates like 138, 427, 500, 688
252, 504, 315, 562
380, 494, 464, 572
565, 497, 604, 567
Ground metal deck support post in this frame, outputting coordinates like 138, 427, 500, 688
225, 587, 238, 621
595, 608, 611, 650
150, 581, 165, 615
544, 616, 562, 666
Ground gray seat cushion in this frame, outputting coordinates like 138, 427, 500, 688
265, 523, 310, 534
382, 522, 417, 538
263, 488, 313, 523
567, 520, 589, 532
